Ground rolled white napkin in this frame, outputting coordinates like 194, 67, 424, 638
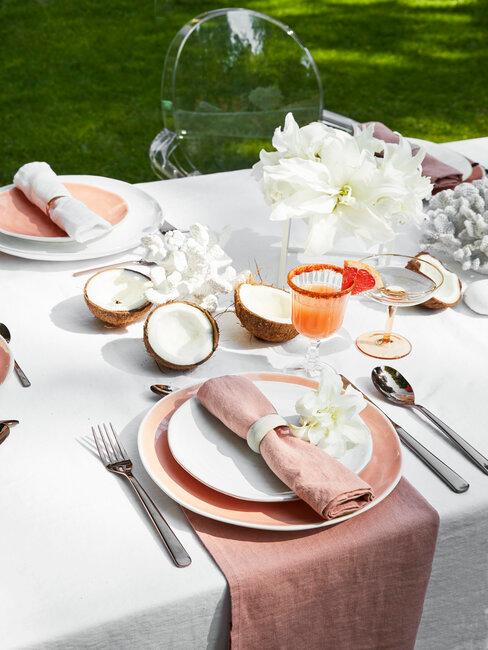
13, 162, 112, 243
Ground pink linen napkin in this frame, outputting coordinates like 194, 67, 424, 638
185, 478, 439, 650
366, 122, 484, 193
196, 375, 373, 519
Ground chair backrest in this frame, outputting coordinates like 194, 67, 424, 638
150, 8, 323, 178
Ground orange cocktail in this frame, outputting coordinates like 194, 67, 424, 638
287, 264, 354, 376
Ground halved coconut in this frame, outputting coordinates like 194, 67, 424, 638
406, 252, 462, 309
84, 268, 151, 327
234, 281, 297, 342
144, 301, 219, 370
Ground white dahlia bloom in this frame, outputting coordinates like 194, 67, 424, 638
253, 113, 433, 254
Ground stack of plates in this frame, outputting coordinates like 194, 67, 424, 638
138, 372, 403, 531
0, 175, 162, 261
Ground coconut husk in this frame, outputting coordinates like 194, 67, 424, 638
143, 300, 219, 370
234, 280, 297, 343
84, 269, 151, 327
406, 252, 462, 310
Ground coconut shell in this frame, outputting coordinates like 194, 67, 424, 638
84, 269, 152, 327
143, 300, 219, 371
406, 252, 462, 310
234, 282, 297, 343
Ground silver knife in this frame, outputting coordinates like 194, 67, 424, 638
340, 375, 469, 493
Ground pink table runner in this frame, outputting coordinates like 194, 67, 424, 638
186, 478, 438, 650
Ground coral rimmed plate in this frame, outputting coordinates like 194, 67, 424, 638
0, 182, 128, 241
138, 372, 403, 531
0, 336, 13, 385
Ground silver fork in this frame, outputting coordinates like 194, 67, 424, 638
91, 423, 191, 567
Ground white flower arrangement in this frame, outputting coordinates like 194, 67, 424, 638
422, 178, 488, 273
253, 112, 433, 255
290, 366, 369, 459
141, 223, 248, 312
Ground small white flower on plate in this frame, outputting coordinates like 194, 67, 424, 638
290, 366, 369, 459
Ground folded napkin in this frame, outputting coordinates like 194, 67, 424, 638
367, 122, 484, 193
13, 162, 112, 242
197, 375, 374, 519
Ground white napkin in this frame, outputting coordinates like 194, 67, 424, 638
13, 162, 112, 243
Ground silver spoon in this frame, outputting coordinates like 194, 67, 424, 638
372, 366, 488, 474
0, 420, 19, 427
0, 324, 31, 387
150, 384, 174, 396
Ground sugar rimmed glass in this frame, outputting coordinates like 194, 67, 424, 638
355, 254, 444, 359
287, 264, 354, 377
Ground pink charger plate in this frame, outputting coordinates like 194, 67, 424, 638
0, 182, 128, 240
0, 337, 13, 385
138, 372, 403, 531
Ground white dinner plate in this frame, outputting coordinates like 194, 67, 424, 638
167, 380, 373, 502
407, 138, 473, 180
0, 175, 162, 261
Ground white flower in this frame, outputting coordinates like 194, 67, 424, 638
290, 366, 369, 459
140, 223, 239, 311
253, 112, 330, 176
254, 113, 433, 254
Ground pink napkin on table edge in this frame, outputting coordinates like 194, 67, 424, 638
196, 375, 374, 520
366, 121, 484, 193
185, 479, 439, 650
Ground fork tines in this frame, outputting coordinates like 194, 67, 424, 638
92, 422, 128, 466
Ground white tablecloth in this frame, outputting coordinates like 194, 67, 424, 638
1, 139, 488, 650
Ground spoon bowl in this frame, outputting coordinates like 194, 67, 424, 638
371, 365, 488, 474
371, 366, 415, 406
0, 323, 11, 343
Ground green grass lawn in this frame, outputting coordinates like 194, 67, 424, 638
1, 0, 486, 186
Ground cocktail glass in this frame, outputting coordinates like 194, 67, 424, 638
287, 264, 354, 377
355, 254, 444, 359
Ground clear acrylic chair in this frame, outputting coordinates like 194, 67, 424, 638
149, 8, 325, 179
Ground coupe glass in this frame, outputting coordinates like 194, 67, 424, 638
355, 254, 444, 359
287, 264, 354, 377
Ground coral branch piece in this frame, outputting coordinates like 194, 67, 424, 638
140, 223, 249, 311
421, 178, 488, 274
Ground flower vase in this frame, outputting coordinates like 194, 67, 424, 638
278, 218, 392, 287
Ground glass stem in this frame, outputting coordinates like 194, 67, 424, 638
381, 305, 397, 343
305, 338, 321, 377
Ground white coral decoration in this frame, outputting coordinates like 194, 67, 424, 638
141, 223, 248, 312
422, 178, 488, 274
253, 112, 432, 255
289, 366, 369, 459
